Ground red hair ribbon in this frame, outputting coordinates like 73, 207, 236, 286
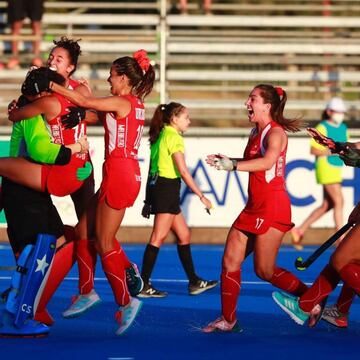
275, 86, 284, 97
133, 49, 150, 72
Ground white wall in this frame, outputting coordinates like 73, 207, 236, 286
49, 134, 360, 228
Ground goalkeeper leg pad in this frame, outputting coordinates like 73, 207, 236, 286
5, 234, 56, 328
0, 309, 49, 337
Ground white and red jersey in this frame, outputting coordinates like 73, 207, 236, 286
68, 78, 81, 90
103, 95, 145, 160
233, 121, 293, 235
46, 93, 87, 161
244, 121, 287, 201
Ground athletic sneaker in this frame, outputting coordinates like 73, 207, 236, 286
62, 289, 101, 318
272, 291, 309, 325
115, 297, 142, 336
126, 263, 144, 296
202, 316, 242, 333
322, 304, 348, 328
188, 279, 218, 295
291, 227, 304, 251
137, 283, 168, 298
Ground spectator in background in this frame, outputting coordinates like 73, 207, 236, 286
6, 0, 44, 69
291, 97, 348, 250
179, 0, 212, 15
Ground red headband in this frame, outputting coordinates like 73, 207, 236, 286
275, 86, 284, 97
133, 49, 150, 72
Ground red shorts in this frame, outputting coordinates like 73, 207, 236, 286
233, 190, 294, 235
41, 157, 85, 197
98, 157, 141, 210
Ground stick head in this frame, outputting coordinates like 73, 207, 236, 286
295, 256, 306, 271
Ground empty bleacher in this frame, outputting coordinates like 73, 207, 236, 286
1, 0, 360, 127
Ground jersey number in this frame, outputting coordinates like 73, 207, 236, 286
255, 217, 264, 229
134, 125, 143, 150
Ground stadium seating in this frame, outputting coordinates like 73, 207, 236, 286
0, 0, 360, 126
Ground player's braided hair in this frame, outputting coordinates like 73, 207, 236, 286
52, 36, 82, 75
149, 102, 185, 145
254, 84, 302, 133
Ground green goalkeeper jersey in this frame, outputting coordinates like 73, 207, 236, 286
10, 114, 61, 163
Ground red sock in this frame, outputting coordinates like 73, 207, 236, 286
35, 241, 76, 316
113, 239, 131, 268
339, 263, 360, 296
76, 238, 97, 295
64, 225, 75, 242
221, 269, 241, 322
336, 283, 356, 314
270, 267, 307, 296
101, 249, 130, 306
299, 264, 340, 312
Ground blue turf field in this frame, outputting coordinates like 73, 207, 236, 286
0, 243, 359, 360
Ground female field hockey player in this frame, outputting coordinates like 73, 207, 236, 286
5, 67, 90, 196
50, 49, 155, 335
273, 129, 360, 328
203, 84, 309, 333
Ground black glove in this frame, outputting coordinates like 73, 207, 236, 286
141, 202, 151, 219
333, 142, 349, 154
61, 107, 86, 129
340, 147, 360, 167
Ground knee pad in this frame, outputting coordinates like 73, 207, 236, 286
5, 233, 56, 328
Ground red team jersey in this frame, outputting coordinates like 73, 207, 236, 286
40, 90, 88, 196
233, 121, 294, 234
99, 95, 145, 209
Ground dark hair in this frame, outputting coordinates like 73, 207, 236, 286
51, 36, 81, 75
321, 109, 330, 121
149, 102, 185, 145
21, 67, 65, 96
112, 56, 155, 102
254, 84, 302, 133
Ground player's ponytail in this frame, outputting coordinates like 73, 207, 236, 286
149, 102, 185, 145
255, 84, 302, 133
113, 50, 155, 102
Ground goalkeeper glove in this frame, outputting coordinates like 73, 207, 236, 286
61, 107, 86, 129
76, 161, 93, 181
214, 157, 237, 171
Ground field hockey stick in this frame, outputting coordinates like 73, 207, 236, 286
294, 222, 355, 271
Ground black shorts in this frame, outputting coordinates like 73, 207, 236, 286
148, 176, 181, 215
7, 0, 44, 24
2, 177, 63, 255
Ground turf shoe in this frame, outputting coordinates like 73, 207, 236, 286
202, 316, 242, 333
115, 297, 142, 336
126, 262, 144, 296
322, 304, 348, 328
62, 289, 101, 318
188, 279, 218, 295
137, 283, 168, 298
272, 291, 309, 325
